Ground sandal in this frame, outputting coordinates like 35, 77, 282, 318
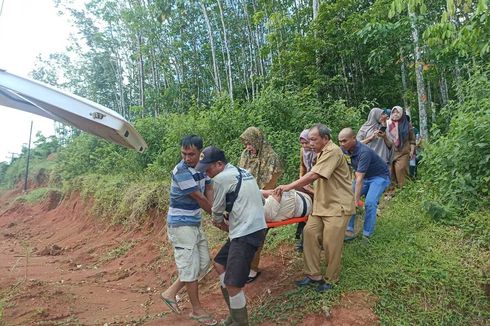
246, 271, 261, 283
189, 313, 218, 326
344, 231, 356, 242
160, 293, 180, 314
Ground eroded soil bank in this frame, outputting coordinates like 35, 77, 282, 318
0, 189, 378, 325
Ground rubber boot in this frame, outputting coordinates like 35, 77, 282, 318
220, 287, 233, 326
230, 306, 249, 326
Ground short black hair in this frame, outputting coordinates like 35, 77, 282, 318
311, 123, 331, 140
180, 135, 203, 150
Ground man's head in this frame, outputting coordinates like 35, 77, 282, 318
338, 128, 357, 152
308, 124, 331, 153
180, 135, 203, 167
195, 146, 228, 177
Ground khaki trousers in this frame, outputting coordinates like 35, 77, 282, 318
392, 152, 409, 187
303, 214, 350, 283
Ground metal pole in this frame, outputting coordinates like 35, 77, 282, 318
23, 121, 33, 192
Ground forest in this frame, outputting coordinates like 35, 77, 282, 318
0, 0, 488, 325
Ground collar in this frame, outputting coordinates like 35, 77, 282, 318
342, 141, 361, 156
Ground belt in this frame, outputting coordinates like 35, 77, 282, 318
297, 192, 308, 217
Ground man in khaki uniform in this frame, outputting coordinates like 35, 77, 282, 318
274, 124, 354, 292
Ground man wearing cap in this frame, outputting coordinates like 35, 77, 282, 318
339, 128, 390, 242
196, 146, 267, 326
160, 135, 217, 326
274, 123, 354, 292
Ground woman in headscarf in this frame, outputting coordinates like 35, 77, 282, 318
239, 127, 283, 190
357, 108, 392, 165
239, 127, 283, 283
295, 129, 316, 252
299, 129, 316, 177
387, 106, 416, 187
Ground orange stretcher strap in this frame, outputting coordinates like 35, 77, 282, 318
266, 216, 308, 229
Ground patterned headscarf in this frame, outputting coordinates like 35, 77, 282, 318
388, 106, 410, 150
299, 129, 316, 172
239, 127, 283, 189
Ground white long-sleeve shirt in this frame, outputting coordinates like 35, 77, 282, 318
264, 190, 312, 222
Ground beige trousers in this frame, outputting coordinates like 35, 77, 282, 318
392, 152, 409, 187
302, 214, 350, 283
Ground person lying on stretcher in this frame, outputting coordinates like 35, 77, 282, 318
261, 188, 313, 222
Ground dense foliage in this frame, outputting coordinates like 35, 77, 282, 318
420, 66, 490, 217
55, 88, 366, 184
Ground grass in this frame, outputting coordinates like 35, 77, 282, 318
100, 240, 136, 263
250, 185, 489, 325
14, 187, 62, 204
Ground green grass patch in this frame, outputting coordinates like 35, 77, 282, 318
251, 185, 489, 325
14, 187, 62, 204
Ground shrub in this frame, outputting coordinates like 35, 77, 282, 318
420, 66, 490, 217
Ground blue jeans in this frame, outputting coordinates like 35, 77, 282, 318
346, 176, 390, 237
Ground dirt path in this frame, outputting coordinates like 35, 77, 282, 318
0, 189, 378, 325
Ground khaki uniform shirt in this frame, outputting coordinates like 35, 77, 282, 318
311, 141, 355, 216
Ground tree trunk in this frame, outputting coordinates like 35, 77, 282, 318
137, 33, 145, 114
200, 1, 221, 93
313, 0, 320, 69
439, 70, 449, 106
409, 9, 428, 140
217, 0, 234, 105
454, 59, 464, 104
313, 0, 319, 20
400, 47, 409, 109
427, 79, 433, 127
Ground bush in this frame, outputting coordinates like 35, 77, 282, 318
420, 66, 490, 217
54, 88, 366, 186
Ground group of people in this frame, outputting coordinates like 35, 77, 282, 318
159, 106, 418, 326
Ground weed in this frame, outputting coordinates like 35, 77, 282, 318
14, 187, 62, 204
100, 240, 136, 263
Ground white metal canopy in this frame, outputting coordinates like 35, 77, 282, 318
0, 69, 148, 153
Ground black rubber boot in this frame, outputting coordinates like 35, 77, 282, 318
230, 306, 249, 326
220, 287, 233, 326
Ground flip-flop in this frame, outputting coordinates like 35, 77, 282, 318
160, 293, 180, 314
189, 313, 218, 326
246, 271, 261, 283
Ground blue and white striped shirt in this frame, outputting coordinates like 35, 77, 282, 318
167, 160, 211, 227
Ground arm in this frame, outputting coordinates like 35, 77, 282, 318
354, 172, 365, 205
204, 182, 213, 207
360, 133, 377, 144
189, 190, 212, 214
377, 131, 393, 148
210, 178, 228, 230
408, 127, 416, 158
274, 171, 320, 196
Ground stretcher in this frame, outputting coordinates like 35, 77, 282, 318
266, 216, 308, 229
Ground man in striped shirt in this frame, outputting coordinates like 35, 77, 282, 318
160, 135, 217, 326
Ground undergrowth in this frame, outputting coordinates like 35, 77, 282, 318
14, 187, 62, 204
67, 174, 169, 225
251, 184, 489, 325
